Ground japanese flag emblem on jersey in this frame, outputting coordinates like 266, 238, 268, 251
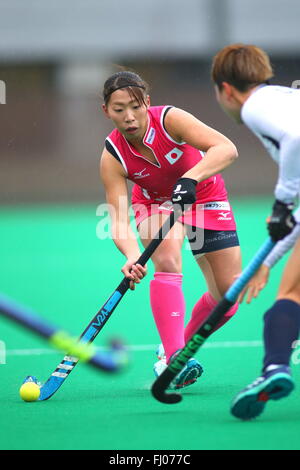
164, 148, 183, 165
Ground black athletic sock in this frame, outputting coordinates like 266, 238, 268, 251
263, 299, 300, 371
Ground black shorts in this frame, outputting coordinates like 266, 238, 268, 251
185, 226, 240, 257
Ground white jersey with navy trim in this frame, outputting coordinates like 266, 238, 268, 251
241, 85, 300, 203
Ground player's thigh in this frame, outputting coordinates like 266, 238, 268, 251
196, 246, 242, 300
138, 213, 185, 272
277, 236, 300, 303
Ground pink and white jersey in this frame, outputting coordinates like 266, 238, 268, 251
105, 106, 227, 201
105, 106, 236, 230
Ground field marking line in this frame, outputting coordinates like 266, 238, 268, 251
5, 340, 263, 357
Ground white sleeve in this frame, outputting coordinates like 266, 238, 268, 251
264, 223, 300, 268
242, 87, 300, 204
275, 133, 300, 203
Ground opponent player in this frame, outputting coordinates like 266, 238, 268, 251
212, 44, 300, 419
238, 208, 300, 305
100, 71, 241, 389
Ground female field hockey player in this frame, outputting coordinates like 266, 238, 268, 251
100, 71, 241, 389
212, 44, 300, 419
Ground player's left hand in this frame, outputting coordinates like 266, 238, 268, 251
235, 264, 270, 304
267, 199, 296, 241
171, 177, 197, 212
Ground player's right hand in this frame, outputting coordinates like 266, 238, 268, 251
122, 260, 147, 290
267, 199, 296, 241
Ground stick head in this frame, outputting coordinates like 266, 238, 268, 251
151, 368, 183, 404
151, 383, 182, 404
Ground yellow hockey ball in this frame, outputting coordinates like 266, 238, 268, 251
19, 381, 40, 402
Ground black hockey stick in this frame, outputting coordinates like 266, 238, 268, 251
151, 238, 275, 404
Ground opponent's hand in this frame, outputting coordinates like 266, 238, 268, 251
171, 177, 197, 212
121, 260, 147, 291
267, 200, 296, 241
236, 264, 270, 304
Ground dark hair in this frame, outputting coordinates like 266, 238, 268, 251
103, 71, 149, 106
212, 43, 274, 92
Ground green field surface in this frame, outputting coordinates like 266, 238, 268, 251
0, 198, 299, 450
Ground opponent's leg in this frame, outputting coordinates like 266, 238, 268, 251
231, 238, 300, 420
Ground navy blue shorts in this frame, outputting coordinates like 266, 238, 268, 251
185, 226, 240, 257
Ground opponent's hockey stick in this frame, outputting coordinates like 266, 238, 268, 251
0, 293, 124, 372
23, 209, 181, 401
151, 238, 275, 404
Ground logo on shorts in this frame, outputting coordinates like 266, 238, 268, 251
133, 168, 150, 179
217, 211, 232, 221
204, 201, 230, 211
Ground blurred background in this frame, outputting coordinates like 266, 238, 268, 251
1, 0, 300, 204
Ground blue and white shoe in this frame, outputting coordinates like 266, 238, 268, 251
171, 356, 204, 389
231, 365, 295, 421
154, 344, 203, 389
